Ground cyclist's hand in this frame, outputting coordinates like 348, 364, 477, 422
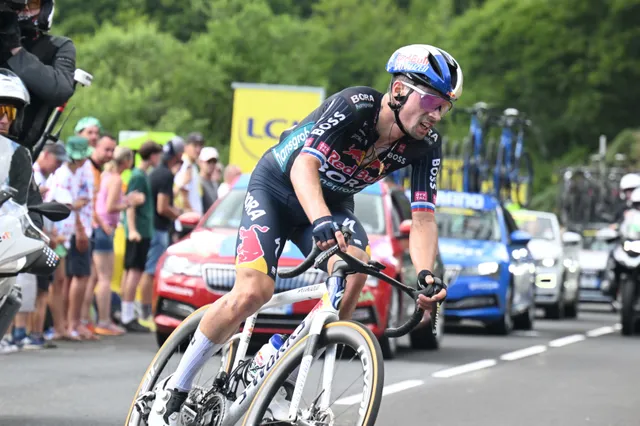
312, 216, 347, 252
416, 270, 447, 311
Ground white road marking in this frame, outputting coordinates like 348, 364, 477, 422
432, 359, 497, 378
586, 326, 615, 337
512, 330, 540, 337
613, 323, 622, 331
334, 379, 424, 406
548, 334, 586, 348
500, 345, 547, 361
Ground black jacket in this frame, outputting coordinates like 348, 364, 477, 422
1, 34, 76, 150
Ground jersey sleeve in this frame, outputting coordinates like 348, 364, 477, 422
409, 145, 442, 213
300, 95, 356, 166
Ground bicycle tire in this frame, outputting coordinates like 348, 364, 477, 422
241, 320, 385, 426
124, 306, 239, 426
494, 144, 508, 203
515, 152, 534, 207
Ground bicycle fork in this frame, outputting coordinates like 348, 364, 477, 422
288, 275, 345, 421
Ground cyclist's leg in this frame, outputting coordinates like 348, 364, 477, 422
291, 203, 370, 320
167, 187, 287, 391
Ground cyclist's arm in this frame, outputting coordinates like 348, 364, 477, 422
408, 147, 442, 274
292, 95, 355, 223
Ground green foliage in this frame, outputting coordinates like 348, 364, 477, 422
53, 0, 638, 175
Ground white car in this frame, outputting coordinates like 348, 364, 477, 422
578, 227, 618, 307
511, 209, 582, 319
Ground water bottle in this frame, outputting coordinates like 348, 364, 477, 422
248, 334, 285, 380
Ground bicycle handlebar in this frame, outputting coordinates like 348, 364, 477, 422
278, 228, 446, 338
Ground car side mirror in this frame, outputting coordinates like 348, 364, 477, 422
562, 231, 582, 247
510, 230, 531, 246
395, 219, 411, 240
176, 211, 201, 238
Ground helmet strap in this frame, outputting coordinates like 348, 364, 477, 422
387, 89, 413, 137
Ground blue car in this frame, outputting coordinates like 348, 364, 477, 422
409, 190, 537, 334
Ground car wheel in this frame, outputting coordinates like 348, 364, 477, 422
621, 280, 637, 336
380, 288, 400, 359
488, 285, 513, 335
410, 301, 444, 350
565, 300, 579, 318
545, 285, 566, 320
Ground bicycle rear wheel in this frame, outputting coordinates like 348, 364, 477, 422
515, 152, 534, 207
242, 320, 384, 426
124, 306, 239, 426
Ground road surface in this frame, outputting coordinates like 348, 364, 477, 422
1, 306, 638, 426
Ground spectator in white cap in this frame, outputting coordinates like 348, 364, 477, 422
199, 146, 219, 212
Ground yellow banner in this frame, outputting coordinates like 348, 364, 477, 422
229, 83, 325, 173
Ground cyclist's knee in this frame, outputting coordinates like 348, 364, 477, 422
231, 267, 274, 315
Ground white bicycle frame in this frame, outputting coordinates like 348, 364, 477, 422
220, 276, 347, 425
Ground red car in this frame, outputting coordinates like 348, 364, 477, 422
153, 174, 444, 359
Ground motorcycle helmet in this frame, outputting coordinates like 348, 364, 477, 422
619, 173, 640, 199
630, 187, 640, 210
18, 0, 55, 32
0, 69, 30, 138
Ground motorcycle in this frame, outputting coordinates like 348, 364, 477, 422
0, 136, 71, 338
610, 212, 640, 336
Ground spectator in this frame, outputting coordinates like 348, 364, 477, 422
199, 146, 219, 213
29, 142, 67, 348
122, 141, 163, 333
217, 164, 242, 199
93, 146, 144, 336
212, 161, 223, 185
174, 132, 204, 215
143, 137, 185, 293
45, 136, 94, 341
74, 116, 102, 148
82, 133, 116, 336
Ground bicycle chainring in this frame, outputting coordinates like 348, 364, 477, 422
180, 388, 227, 426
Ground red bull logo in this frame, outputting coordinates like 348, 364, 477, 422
343, 145, 366, 165
236, 224, 270, 274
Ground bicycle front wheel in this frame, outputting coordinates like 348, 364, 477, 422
242, 320, 385, 426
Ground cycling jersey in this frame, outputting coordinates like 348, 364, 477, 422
234, 86, 442, 280
262, 86, 442, 213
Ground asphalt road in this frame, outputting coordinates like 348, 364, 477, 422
1, 305, 639, 426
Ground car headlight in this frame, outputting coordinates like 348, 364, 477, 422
461, 261, 500, 277
162, 255, 202, 277
541, 258, 556, 268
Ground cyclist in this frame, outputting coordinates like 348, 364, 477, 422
148, 44, 462, 426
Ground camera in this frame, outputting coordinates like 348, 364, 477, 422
0, 0, 26, 13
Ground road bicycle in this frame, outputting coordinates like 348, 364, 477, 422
125, 230, 445, 426
493, 108, 534, 207
460, 102, 499, 194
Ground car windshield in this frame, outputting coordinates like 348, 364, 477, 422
512, 214, 555, 241
435, 207, 501, 242
582, 237, 616, 252
203, 189, 386, 235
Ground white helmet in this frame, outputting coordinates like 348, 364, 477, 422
620, 173, 640, 192
0, 68, 30, 109
631, 187, 640, 205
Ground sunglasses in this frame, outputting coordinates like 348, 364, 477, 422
0, 105, 17, 121
401, 81, 453, 116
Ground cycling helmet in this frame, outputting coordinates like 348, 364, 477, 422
386, 44, 463, 102
18, 0, 55, 32
0, 69, 30, 137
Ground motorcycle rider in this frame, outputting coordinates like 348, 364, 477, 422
604, 174, 640, 299
613, 173, 640, 224
0, 0, 76, 229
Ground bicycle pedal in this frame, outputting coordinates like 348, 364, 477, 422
180, 404, 198, 426
367, 260, 386, 271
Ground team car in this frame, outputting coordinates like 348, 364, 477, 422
421, 190, 537, 335
153, 174, 445, 360
511, 209, 582, 319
